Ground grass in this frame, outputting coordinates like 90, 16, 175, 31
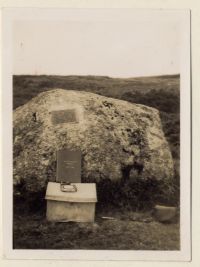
13, 74, 180, 111
13, 206, 179, 250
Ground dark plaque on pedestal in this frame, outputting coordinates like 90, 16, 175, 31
51, 109, 77, 125
56, 149, 81, 183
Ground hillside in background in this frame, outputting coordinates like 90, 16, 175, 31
13, 74, 179, 111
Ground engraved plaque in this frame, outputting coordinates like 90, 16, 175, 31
56, 149, 81, 183
51, 109, 77, 125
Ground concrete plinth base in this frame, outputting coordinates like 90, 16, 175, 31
45, 182, 97, 223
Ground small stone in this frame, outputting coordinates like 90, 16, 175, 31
153, 205, 177, 223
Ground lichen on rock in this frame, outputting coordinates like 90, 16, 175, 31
13, 89, 174, 193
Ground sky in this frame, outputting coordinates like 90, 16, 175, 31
13, 10, 181, 78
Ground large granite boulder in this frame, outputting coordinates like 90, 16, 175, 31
13, 89, 174, 192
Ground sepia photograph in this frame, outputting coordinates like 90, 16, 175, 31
2, 7, 191, 261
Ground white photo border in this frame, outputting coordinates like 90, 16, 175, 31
2, 7, 191, 262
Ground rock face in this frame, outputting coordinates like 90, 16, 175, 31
13, 89, 174, 192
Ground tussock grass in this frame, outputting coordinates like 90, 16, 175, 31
13, 206, 179, 250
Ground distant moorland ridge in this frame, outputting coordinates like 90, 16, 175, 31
13, 74, 179, 111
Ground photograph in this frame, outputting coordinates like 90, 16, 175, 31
2, 7, 191, 261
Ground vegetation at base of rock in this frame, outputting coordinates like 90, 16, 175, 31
97, 177, 177, 210
15, 175, 177, 212
13, 74, 180, 208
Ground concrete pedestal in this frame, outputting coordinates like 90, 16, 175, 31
45, 182, 97, 222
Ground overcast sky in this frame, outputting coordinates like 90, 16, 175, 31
13, 10, 182, 78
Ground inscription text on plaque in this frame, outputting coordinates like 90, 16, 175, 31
56, 149, 81, 183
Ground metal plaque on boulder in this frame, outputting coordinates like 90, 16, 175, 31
51, 109, 77, 125
56, 149, 81, 183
